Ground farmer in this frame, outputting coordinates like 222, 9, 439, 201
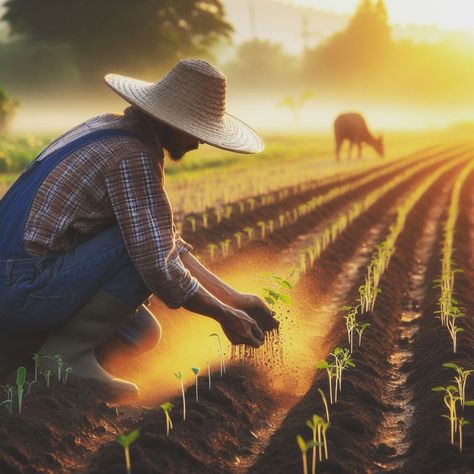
0, 59, 277, 396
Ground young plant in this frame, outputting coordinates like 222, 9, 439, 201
296, 435, 315, 474
457, 417, 470, 453
315, 360, 337, 405
63, 367, 73, 384
174, 371, 186, 420
209, 333, 226, 376
432, 385, 460, 445
160, 402, 173, 436
443, 362, 473, 409
191, 367, 200, 402
262, 274, 292, 310
116, 429, 139, 474
317, 388, 330, 423
16, 366, 26, 414
306, 415, 329, 474
0, 385, 14, 414
355, 322, 371, 347
42, 369, 53, 388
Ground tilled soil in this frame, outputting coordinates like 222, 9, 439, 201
1, 147, 473, 474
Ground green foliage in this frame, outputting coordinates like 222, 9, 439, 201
3, 0, 232, 79
0, 84, 18, 136
116, 429, 140, 449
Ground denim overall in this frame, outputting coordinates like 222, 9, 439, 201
0, 129, 155, 346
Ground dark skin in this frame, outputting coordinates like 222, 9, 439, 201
151, 121, 278, 348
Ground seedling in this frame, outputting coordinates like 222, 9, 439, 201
174, 372, 186, 420
0, 385, 14, 414
355, 322, 371, 347
207, 359, 212, 390
42, 354, 64, 382
457, 417, 470, 453
191, 367, 200, 402
209, 333, 226, 376
160, 402, 173, 436
42, 369, 53, 388
116, 429, 139, 474
262, 274, 292, 309
63, 367, 73, 384
317, 388, 330, 423
306, 414, 328, 473
432, 385, 460, 445
443, 362, 473, 408
16, 366, 26, 414
296, 435, 316, 474
315, 360, 336, 405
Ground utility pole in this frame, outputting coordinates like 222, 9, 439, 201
248, 0, 257, 40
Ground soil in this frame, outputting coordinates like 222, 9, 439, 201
1, 146, 473, 474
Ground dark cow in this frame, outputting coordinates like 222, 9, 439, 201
334, 113, 384, 161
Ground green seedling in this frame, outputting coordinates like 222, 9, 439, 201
191, 367, 200, 402
174, 371, 186, 420
209, 332, 225, 377
457, 417, 470, 453
342, 306, 358, 352
315, 360, 336, 405
262, 274, 292, 308
42, 354, 64, 382
0, 385, 14, 414
317, 388, 330, 423
209, 333, 226, 376
63, 367, 73, 384
116, 429, 139, 474
355, 322, 371, 347
443, 362, 473, 409
296, 435, 316, 474
160, 402, 173, 436
42, 369, 53, 388
432, 385, 460, 445
16, 366, 26, 414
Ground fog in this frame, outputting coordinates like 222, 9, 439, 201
10, 91, 474, 136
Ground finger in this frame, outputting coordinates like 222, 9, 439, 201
251, 322, 265, 342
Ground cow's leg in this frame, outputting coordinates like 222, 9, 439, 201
335, 138, 342, 161
358, 143, 362, 159
348, 142, 353, 160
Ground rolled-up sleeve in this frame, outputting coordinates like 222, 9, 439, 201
105, 151, 199, 308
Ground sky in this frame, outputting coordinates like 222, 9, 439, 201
278, 0, 474, 32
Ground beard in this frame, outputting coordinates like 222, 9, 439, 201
166, 146, 187, 162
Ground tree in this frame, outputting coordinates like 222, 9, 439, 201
303, 0, 391, 94
2, 0, 233, 79
224, 39, 299, 92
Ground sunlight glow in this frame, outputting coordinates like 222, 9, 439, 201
279, 0, 474, 32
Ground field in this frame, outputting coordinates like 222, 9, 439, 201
1, 131, 474, 474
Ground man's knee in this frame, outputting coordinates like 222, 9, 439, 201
114, 304, 162, 354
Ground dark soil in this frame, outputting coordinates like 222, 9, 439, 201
1, 147, 473, 474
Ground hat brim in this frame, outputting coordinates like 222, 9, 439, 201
105, 73, 264, 154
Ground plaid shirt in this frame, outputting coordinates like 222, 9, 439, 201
24, 106, 199, 309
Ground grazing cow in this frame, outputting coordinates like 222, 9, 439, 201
334, 113, 384, 161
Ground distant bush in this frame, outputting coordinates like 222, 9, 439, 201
0, 85, 18, 136
0, 135, 50, 173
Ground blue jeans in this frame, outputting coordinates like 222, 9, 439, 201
0, 129, 158, 352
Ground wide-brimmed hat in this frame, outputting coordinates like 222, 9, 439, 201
105, 59, 263, 154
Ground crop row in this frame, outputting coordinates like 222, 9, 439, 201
190, 148, 463, 263
295, 156, 470, 472
435, 161, 474, 352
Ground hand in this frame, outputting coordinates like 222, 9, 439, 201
218, 306, 265, 348
234, 293, 279, 332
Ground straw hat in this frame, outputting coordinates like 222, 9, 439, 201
105, 59, 264, 154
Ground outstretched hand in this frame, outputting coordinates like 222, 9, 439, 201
234, 293, 279, 332
219, 306, 265, 348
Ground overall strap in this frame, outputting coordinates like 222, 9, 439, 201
0, 128, 139, 259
